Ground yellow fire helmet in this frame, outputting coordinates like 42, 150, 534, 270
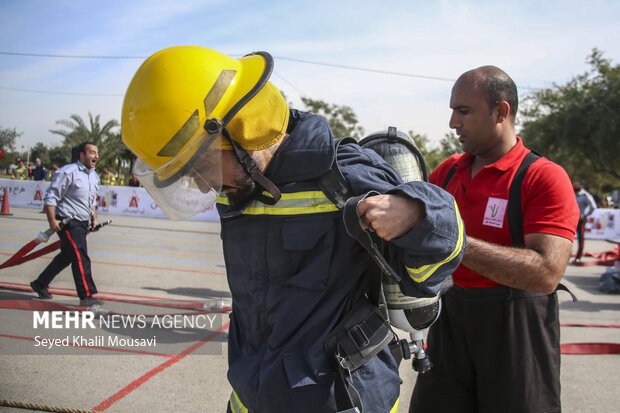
122, 46, 289, 219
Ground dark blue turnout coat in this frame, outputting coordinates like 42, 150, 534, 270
218, 110, 464, 413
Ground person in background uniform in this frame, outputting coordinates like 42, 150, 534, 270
410, 66, 579, 413
99, 166, 116, 186
30, 142, 101, 306
12, 160, 28, 180
121, 45, 465, 413
6, 157, 20, 176
573, 180, 597, 263
32, 157, 47, 181
127, 173, 140, 187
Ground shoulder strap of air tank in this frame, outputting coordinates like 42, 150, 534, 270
317, 137, 357, 208
317, 137, 401, 304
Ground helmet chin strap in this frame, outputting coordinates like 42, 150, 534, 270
218, 125, 281, 205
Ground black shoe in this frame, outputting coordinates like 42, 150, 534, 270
79, 297, 102, 307
30, 281, 52, 299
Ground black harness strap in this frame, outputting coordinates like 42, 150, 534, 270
342, 193, 402, 287
319, 139, 396, 413
317, 137, 357, 209
441, 164, 457, 190
441, 151, 541, 248
441, 151, 577, 301
507, 151, 540, 247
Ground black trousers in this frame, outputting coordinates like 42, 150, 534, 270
32, 219, 97, 299
410, 285, 561, 413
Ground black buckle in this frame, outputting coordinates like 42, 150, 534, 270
347, 324, 369, 350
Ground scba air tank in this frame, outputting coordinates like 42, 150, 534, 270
360, 127, 442, 372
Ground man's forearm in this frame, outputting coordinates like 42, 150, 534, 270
461, 235, 570, 294
91, 207, 98, 227
44, 205, 56, 225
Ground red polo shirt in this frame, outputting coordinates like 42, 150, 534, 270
430, 137, 579, 288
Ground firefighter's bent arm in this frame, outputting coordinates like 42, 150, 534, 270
358, 194, 426, 241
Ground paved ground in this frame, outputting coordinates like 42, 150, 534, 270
0, 207, 618, 412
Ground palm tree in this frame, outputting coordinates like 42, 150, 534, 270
50, 112, 120, 168
103, 131, 137, 183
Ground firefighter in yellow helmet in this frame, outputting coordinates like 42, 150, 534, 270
122, 46, 289, 218
122, 46, 464, 413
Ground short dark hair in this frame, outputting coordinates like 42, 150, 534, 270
71, 145, 80, 162
459, 66, 519, 116
477, 66, 518, 116
78, 141, 96, 154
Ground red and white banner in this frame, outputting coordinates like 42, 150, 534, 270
0, 179, 219, 222
585, 208, 620, 240
3, 178, 619, 236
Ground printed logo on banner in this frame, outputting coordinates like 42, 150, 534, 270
483, 197, 508, 228
0, 178, 217, 221
97, 191, 118, 212
588, 211, 617, 237
121, 190, 146, 215
129, 191, 139, 208
33, 185, 43, 201
26, 184, 44, 208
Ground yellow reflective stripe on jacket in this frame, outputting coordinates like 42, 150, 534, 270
390, 397, 399, 413
229, 390, 248, 413
406, 200, 464, 283
218, 191, 339, 215
229, 390, 397, 412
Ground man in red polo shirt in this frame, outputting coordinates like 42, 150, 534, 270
410, 66, 579, 413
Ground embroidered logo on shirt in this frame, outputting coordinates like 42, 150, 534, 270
483, 197, 508, 228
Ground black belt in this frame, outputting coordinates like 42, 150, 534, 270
56, 216, 88, 224
450, 283, 577, 302
451, 285, 546, 302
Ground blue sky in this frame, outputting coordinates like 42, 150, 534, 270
1, 0, 619, 152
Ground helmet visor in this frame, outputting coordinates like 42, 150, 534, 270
133, 131, 227, 220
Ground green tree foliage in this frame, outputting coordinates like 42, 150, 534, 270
104, 131, 137, 179
47, 145, 71, 168
410, 130, 462, 173
30, 142, 49, 163
0, 127, 21, 152
300, 97, 365, 140
520, 49, 620, 191
49, 112, 135, 182
0, 127, 23, 172
50, 112, 120, 167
